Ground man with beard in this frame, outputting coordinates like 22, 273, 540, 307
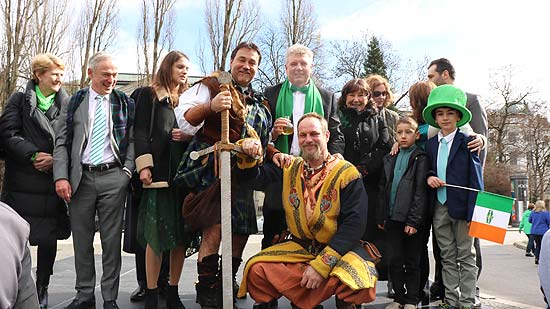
262, 43, 344, 252
173, 42, 272, 308
235, 113, 377, 309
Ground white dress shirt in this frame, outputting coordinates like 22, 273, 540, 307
81, 89, 115, 164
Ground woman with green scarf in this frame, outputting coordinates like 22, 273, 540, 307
0, 53, 69, 308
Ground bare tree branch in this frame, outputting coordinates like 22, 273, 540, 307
75, 0, 119, 88
203, 0, 260, 72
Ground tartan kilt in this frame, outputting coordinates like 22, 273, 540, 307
174, 139, 258, 235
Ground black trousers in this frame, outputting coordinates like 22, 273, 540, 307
386, 220, 423, 305
261, 182, 287, 250
36, 239, 57, 284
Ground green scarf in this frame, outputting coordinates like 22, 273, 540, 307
275, 79, 324, 153
35, 85, 56, 112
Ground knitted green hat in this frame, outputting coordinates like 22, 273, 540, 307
422, 84, 471, 128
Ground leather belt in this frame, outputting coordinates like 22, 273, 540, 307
82, 162, 120, 172
290, 234, 326, 256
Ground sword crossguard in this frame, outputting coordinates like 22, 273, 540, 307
189, 142, 260, 161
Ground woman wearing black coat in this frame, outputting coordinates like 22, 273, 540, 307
337, 78, 392, 279
132, 51, 197, 309
0, 53, 69, 308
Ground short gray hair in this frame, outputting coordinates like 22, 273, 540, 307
88, 52, 113, 71
285, 43, 314, 63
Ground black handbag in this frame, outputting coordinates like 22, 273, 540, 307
56, 203, 71, 240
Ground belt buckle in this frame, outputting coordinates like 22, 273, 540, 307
102, 163, 109, 171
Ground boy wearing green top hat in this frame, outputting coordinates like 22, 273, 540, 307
423, 85, 484, 309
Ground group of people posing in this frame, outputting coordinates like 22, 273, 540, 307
0, 41, 490, 309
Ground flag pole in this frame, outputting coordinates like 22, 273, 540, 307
443, 183, 480, 192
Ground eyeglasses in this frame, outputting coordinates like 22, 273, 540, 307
372, 91, 388, 98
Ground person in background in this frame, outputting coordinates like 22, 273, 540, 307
132, 50, 199, 308
365, 74, 399, 142
520, 202, 535, 257
377, 117, 428, 309
0, 53, 69, 309
529, 200, 550, 265
0, 201, 39, 309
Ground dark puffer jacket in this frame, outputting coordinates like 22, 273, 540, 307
338, 105, 391, 187
0, 80, 69, 245
377, 147, 429, 229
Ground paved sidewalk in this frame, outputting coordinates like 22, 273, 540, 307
36, 230, 544, 308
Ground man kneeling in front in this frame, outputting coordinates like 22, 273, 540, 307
236, 113, 378, 309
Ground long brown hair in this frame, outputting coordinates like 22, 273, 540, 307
152, 50, 189, 107
408, 81, 435, 124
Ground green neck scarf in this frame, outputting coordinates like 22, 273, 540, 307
275, 78, 324, 153
35, 85, 56, 112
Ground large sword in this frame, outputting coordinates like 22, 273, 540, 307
217, 71, 234, 308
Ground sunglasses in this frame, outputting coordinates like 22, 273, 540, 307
372, 91, 388, 98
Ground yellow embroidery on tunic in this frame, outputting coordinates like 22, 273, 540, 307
237, 159, 368, 298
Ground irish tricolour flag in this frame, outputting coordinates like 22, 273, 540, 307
469, 191, 514, 244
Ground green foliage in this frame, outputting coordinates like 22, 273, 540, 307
363, 36, 388, 79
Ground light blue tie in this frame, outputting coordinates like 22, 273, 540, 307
437, 138, 448, 204
89, 95, 107, 165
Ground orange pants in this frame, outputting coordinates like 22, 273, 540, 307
247, 262, 376, 309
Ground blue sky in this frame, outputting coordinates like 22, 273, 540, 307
110, 0, 550, 108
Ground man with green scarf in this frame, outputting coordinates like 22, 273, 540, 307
261, 43, 344, 253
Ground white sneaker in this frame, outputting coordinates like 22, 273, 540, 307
385, 302, 402, 309
403, 304, 417, 309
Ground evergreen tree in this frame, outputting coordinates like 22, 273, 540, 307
363, 36, 388, 79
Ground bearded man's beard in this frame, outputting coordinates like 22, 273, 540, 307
301, 143, 322, 162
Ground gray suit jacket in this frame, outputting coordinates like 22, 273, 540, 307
466, 92, 488, 166
264, 82, 345, 155
53, 90, 135, 192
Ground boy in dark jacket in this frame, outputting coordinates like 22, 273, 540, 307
424, 85, 483, 309
377, 116, 428, 309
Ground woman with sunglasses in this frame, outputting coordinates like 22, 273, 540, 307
365, 74, 400, 143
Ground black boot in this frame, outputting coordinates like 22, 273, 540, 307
195, 283, 221, 309
36, 275, 50, 308
144, 288, 158, 309
196, 254, 222, 308
165, 285, 185, 309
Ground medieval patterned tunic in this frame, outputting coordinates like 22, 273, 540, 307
236, 157, 378, 305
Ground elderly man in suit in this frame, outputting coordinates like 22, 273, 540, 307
53, 52, 135, 309
262, 43, 345, 251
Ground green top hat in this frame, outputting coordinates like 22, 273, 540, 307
422, 84, 472, 128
